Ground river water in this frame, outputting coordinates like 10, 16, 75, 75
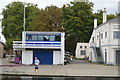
1, 75, 120, 80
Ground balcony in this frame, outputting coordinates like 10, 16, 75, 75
13, 41, 62, 49
89, 42, 96, 48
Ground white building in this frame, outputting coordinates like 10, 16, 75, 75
13, 31, 65, 65
89, 8, 120, 65
75, 43, 89, 59
0, 15, 6, 44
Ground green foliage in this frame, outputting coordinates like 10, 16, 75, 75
2, 1, 39, 50
94, 10, 116, 26
1, 1, 117, 53
30, 5, 64, 31
62, 2, 94, 53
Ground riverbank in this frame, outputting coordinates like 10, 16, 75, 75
1, 59, 119, 77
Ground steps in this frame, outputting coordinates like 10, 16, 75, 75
93, 47, 104, 64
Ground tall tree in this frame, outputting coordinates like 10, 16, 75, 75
2, 1, 39, 50
31, 5, 63, 31
62, 1, 94, 53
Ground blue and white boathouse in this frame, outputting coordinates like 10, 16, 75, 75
13, 31, 65, 65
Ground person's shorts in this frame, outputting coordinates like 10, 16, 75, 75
35, 66, 39, 69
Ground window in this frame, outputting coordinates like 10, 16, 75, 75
55, 35, 61, 41
105, 49, 106, 52
105, 32, 107, 38
80, 46, 82, 48
44, 35, 49, 41
85, 46, 87, 49
80, 50, 86, 55
97, 35, 99, 40
101, 33, 103, 39
116, 50, 120, 54
26, 35, 31, 41
32, 35, 37, 41
26, 34, 62, 41
114, 31, 120, 39
92, 37, 94, 42
38, 35, 43, 41
50, 36, 55, 41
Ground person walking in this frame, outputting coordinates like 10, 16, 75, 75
34, 57, 40, 72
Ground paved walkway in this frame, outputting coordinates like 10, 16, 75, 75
1, 58, 119, 77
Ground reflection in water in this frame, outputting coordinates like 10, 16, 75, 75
2, 76, 120, 80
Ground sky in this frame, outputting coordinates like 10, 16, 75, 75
0, 0, 120, 43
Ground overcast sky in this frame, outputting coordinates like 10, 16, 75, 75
0, 0, 120, 42
0, 0, 119, 15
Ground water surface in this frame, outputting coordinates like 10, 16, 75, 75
2, 75, 120, 80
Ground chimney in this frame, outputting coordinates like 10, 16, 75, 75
94, 19, 97, 28
103, 8, 107, 23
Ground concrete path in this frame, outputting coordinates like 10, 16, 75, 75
1, 58, 119, 77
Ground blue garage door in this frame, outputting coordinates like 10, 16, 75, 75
33, 50, 53, 65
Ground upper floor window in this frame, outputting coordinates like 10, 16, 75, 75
105, 32, 107, 38
38, 35, 43, 41
92, 37, 94, 42
80, 46, 82, 48
44, 36, 49, 41
55, 35, 61, 41
50, 36, 55, 41
85, 46, 87, 49
97, 35, 99, 40
26, 35, 31, 41
101, 33, 103, 39
26, 34, 61, 41
32, 35, 37, 41
114, 31, 120, 39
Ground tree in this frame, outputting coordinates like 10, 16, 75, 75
30, 5, 63, 31
2, 1, 39, 50
62, 2, 94, 54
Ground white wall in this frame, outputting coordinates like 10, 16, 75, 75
53, 51, 61, 65
75, 43, 89, 58
61, 33, 65, 64
22, 50, 33, 64
88, 20, 120, 65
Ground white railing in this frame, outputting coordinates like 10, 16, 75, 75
90, 42, 96, 48
13, 41, 62, 49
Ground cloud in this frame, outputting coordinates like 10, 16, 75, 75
89, 0, 119, 14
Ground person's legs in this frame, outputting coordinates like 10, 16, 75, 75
35, 66, 38, 72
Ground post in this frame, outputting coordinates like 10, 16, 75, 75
23, 0, 26, 31
61, 33, 65, 65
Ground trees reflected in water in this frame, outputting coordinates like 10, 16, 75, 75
2, 76, 120, 80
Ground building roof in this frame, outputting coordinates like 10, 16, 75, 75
94, 16, 120, 30
0, 41, 4, 45
23, 31, 65, 35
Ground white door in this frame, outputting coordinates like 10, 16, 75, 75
53, 51, 61, 65
22, 50, 33, 64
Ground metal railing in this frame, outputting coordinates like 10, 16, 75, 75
13, 41, 62, 49
89, 42, 96, 48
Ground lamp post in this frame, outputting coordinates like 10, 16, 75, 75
23, 0, 26, 31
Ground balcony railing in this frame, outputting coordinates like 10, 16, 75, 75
89, 42, 96, 48
13, 41, 62, 49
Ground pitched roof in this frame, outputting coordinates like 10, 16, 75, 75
94, 16, 120, 30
